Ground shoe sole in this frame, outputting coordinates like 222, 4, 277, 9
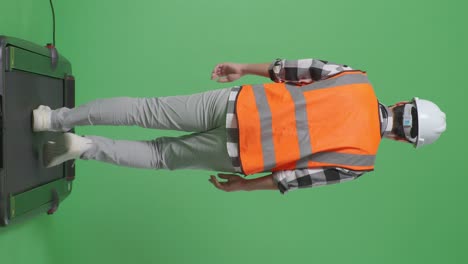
32, 106, 51, 132
43, 133, 77, 168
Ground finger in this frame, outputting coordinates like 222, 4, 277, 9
217, 77, 230, 83
211, 64, 222, 79
209, 179, 222, 190
217, 173, 229, 179
227, 75, 236, 82
211, 65, 220, 78
210, 175, 225, 191
217, 64, 225, 75
209, 177, 220, 189
218, 173, 237, 180
214, 175, 230, 186
213, 64, 222, 72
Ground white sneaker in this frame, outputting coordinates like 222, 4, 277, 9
32, 105, 62, 132
43, 133, 93, 168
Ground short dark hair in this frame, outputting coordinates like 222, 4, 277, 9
392, 104, 419, 141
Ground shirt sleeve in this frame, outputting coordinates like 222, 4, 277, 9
271, 167, 365, 195
268, 58, 355, 84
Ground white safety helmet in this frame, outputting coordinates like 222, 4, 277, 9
402, 97, 446, 148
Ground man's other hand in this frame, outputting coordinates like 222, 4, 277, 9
210, 63, 244, 83
209, 173, 247, 192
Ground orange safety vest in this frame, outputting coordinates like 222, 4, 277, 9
236, 71, 382, 175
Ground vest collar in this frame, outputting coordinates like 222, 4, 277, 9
379, 103, 392, 137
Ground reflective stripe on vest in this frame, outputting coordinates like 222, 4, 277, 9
236, 71, 381, 175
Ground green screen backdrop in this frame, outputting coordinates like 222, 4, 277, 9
0, 0, 466, 263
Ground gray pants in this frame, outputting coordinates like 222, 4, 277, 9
51, 87, 236, 172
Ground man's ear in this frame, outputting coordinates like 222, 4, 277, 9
386, 134, 409, 143
396, 138, 409, 143
392, 101, 410, 107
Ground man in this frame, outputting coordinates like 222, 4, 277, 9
32, 58, 447, 194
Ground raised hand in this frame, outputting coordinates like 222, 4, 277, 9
209, 173, 247, 192
210, 62, 244, 83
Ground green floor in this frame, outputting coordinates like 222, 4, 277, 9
1, 0, 467, 263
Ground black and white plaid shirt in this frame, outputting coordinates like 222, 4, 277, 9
225, 58, 387, 194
